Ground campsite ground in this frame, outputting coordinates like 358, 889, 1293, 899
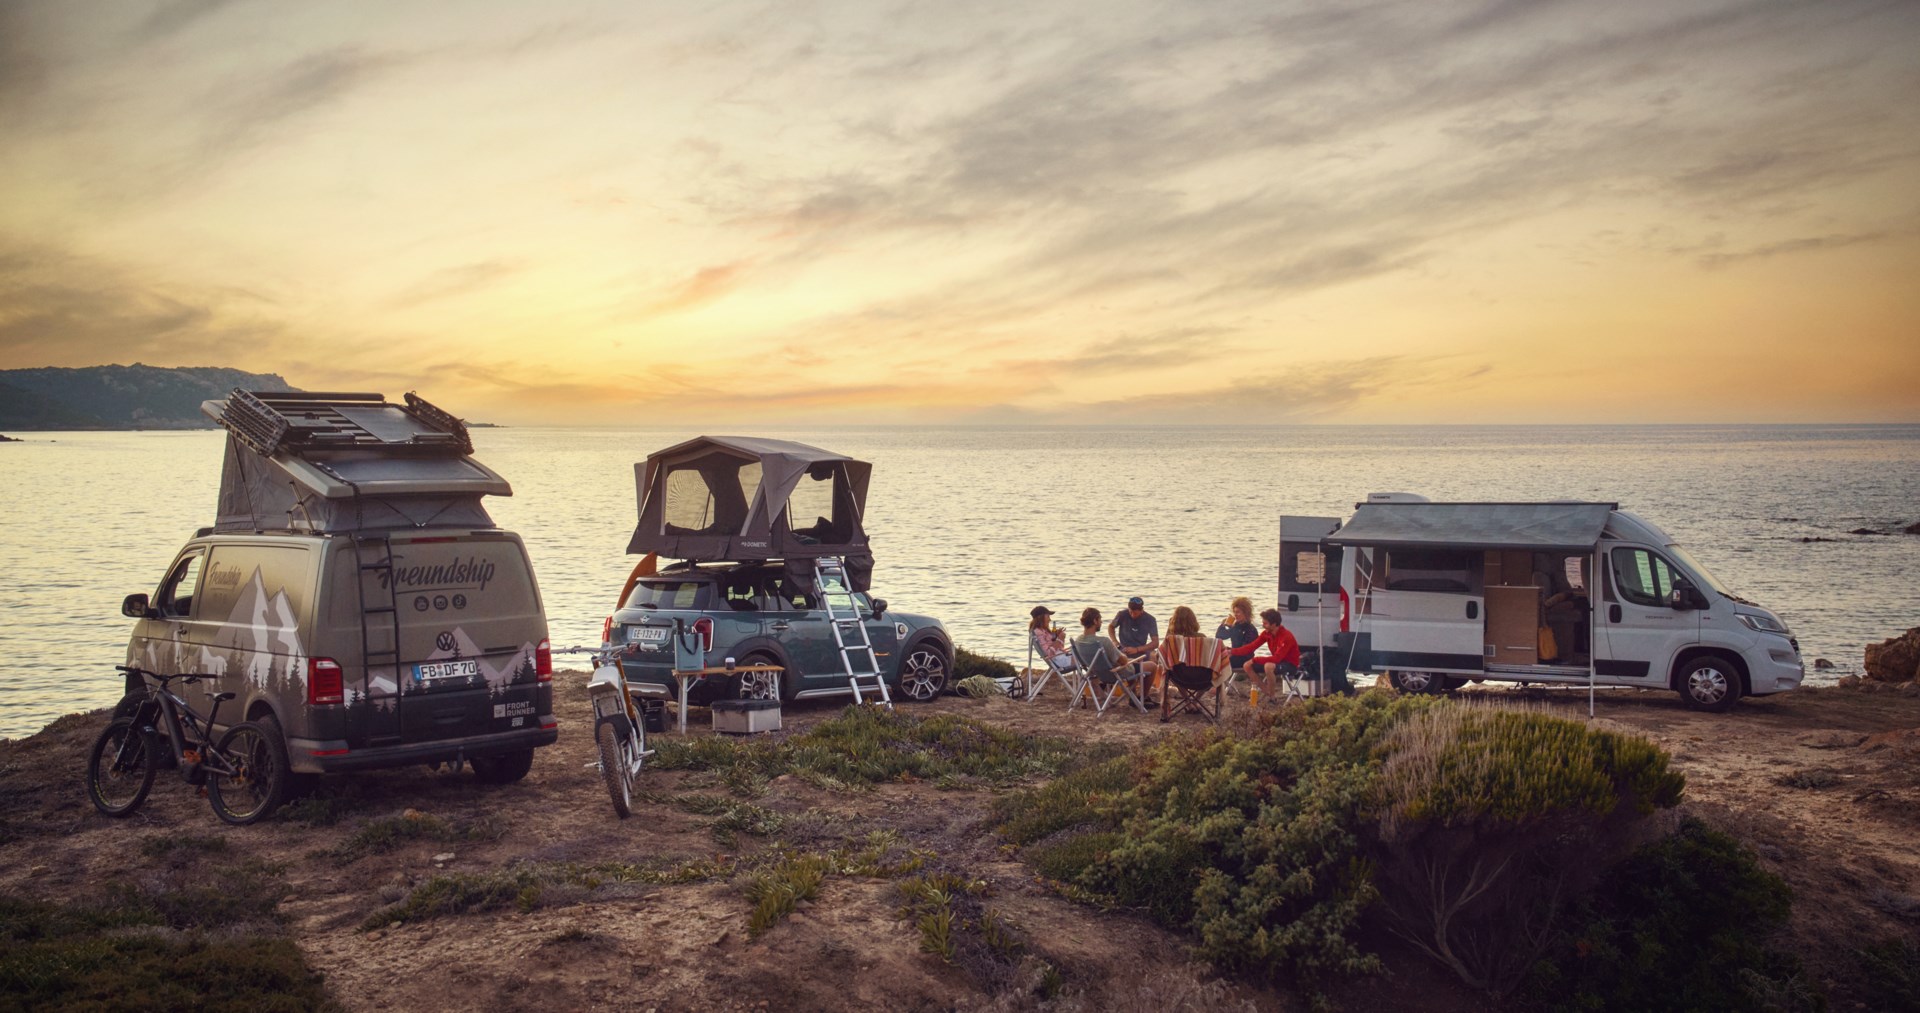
2, 678, 1917, 1011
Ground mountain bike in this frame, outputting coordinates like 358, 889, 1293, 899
85, 666, 289, 825
562, 644, 657, 818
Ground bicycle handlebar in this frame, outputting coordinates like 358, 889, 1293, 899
115, 665, 212, 685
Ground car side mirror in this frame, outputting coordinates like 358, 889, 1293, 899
122, 593, 153, 618
869, 598, 887, 618
1668, 578, 1696, 611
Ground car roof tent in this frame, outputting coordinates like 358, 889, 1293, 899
202, 390, 509, 534
626, 435, 874, 591
1325, 501, 1619, 552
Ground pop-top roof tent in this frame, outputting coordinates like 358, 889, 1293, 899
1324, 501, 1620, 552
201, 390, 509, 534
625, 435, 874, 592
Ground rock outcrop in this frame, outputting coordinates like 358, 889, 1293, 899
1864, 628, 1920, 683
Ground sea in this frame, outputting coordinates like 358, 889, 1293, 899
3, 424, 1917, 740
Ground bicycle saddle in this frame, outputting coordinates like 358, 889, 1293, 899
211, 692, 236, 703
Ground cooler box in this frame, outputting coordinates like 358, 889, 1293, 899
712, 698, 781, 735
1297, 675, 1334, 698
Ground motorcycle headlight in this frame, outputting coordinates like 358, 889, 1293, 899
1737, 613, 1790, 635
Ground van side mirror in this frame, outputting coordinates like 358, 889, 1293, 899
122, 593, 153, 618
1667, 577, 1697, 611
868, 598, 888, 619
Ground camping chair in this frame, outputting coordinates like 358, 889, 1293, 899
1070, 639, 1149, 715
1158, 635, 1230, 723
1023, 629, 1076, 702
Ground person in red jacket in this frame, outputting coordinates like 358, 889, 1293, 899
1229, 608, 1301, 707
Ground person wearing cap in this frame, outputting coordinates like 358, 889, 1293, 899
1108, 596, 1162, 697
1029, 606, 1074, 675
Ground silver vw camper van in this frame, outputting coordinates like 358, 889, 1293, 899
118, 391, 556, 788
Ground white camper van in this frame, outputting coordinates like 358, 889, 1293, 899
1294, 494, 1804, 711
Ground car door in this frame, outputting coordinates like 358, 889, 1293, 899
1600, 545, 1697, 684
147, 550, 211, 711
856, 593, 900, 674
763, 580, 837, 685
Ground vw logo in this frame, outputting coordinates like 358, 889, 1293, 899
435, 632, 457, 653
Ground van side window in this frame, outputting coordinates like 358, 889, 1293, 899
1611, 548, 1675, 608
157, 554, 205, 618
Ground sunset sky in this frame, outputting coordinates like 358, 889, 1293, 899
2, 0, 1917, 424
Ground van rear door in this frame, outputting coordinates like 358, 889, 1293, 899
385, 533, 548, 745
1279, 516, 1342, 649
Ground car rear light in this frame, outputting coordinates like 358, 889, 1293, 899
308, 658, 345, 705
535, 639, 553, 681
600, 615, 613, 646
1339, 588, 1350, 633
693, 617, 713, 651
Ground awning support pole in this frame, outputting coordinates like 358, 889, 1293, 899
1589, 548, 1598, 718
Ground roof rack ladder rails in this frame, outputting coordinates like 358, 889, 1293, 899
354, 534, 403, 729
814, 556, 889, 708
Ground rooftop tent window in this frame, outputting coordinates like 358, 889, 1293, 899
786, 463, 848, 545
661, 453, 758, 537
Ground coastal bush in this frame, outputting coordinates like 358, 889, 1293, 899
1371, 704, 1687, 995
653, 706, 1074, 789
996, 693, 1706, 1002
1523, 817, 1810, 1012
323, 811, 505, 863
954, 647, 1017, 683
1856, 936, 1920, 1012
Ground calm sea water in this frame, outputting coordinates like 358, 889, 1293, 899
3, 424, 1917, 739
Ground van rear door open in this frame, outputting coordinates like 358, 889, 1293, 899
384, 533, 547, 745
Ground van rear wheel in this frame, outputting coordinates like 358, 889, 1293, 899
1387, 670, 1443, 694
1677, 656, 1743, 712
470, 748, 535, 784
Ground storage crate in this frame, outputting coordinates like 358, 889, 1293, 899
711, 698, 781, 735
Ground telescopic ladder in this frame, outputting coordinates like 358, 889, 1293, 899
353, 534, 404, 739
813, 557, 890, 708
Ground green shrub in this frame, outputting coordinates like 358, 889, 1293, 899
1525, 818, 1811, 1012
0, 896, 335, 1013
954, 647, 1017, 682
1857, 936, 1920, 1012
1371, 705, 1687, 995
325, 811, 505, 863
743, 852, 831, 937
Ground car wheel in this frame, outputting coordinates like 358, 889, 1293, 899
736, 653, 784, 701
896, 644, 949, 702
470, 748, 536, 784
1676, 655, 1743, 712
1387, 670, 1441, 694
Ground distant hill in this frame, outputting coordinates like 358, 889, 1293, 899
0, 364, 301, 430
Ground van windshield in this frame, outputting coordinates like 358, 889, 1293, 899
1665, 544, 1737, 599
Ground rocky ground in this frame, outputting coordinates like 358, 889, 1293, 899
3, 677, 1917, 1011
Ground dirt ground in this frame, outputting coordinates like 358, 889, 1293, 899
3, 676, 1917, 1011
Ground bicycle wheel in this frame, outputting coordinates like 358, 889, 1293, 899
207, 720, 287, 825
596, 721, 633, 819
86, 718, 157, 817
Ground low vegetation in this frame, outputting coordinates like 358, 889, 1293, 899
652, 704, 1078, 789
0, 836, 332, 1013
323, 810, 506, 863
996, 692, 1810, 1007
953, 647, 1018, 683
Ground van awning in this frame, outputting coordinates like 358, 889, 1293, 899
1325, 502, 1618, 552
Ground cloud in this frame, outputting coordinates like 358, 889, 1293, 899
1696, 231, 1889, 269
136, 0, 248, 40
386, 259, 524, 308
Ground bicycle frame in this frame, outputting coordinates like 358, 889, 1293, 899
121, 667, 240, 785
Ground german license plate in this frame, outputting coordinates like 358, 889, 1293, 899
631, 626, 668, 643
415, 659, 480, 681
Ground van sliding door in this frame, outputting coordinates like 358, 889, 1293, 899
1366, 590, 1487, 674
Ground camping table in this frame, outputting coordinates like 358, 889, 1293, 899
667, 665, 784, 734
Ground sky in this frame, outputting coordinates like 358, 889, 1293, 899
1, 0, 1917, 425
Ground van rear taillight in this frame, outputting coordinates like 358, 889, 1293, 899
600, 615, 613, 646
536, 639, 553, 681
309, 658, 345, 705
693, 617, 713, 650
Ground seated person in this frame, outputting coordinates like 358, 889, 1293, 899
1228, 609, 1301, 707
1030, 606, 1074, 674
1072, 607, 1130, 677
1215, 596, 1258, 683
723, 576, 760, 611
1108, 596, 1163, 696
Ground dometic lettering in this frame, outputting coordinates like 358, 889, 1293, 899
380, 556, 498, 593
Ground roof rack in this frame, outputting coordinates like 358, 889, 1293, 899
212, 389, 473, 457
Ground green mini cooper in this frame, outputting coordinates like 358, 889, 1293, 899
607, 561, 953, 705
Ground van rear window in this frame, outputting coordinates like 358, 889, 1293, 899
626, 581, 705, 609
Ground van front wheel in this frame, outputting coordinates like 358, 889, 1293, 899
1677, 656, 1742, 712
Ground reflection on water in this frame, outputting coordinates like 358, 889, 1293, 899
2, 424, 1916, 738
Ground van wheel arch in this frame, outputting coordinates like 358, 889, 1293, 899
1671, 649, 1748, 711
